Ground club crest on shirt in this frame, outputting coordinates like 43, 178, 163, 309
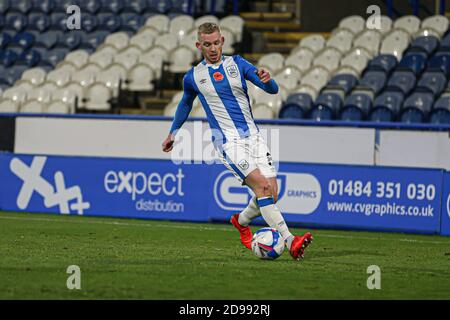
226, 65, 238, 78
238, 159, 250, 170
213, 72, 224, 82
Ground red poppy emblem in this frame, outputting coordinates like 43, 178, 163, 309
213, 72, 224, 82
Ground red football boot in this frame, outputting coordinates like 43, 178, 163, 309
230, 214, 252, 250
289, 232, 313, 260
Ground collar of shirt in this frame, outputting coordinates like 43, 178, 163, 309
202, 55, 225, 68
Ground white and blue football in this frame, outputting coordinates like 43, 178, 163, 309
251, 227, 285, 260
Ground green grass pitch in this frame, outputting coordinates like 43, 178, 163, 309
0, 211, 449, 300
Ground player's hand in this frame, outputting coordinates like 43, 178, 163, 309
162, 134, 175, 153
256, 68, 271, 83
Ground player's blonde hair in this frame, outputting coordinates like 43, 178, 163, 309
197, 22, 221, 41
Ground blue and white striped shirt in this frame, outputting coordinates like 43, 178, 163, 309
170, 55, 279, 146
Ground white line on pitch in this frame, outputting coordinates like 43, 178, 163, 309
0, 214, 449, 245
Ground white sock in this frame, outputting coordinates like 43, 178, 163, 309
238, 196, 261, 226
257, 196, 294, 249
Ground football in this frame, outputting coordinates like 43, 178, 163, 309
251, 228, 285, 260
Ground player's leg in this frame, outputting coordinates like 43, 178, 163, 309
245, 169, 313, 260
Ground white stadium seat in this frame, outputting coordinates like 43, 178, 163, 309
252, 103, 275, 119
220, 15, 244, 42
285, 48, 314, 72
339, 15, 366, 34
21, 100, 44, 113
0, 99, 19, 113
47, 68, 72, 87
313, 47, 343, 73
145, 14, 170, 33
154, 33, 179, 52
421, 15, 449, 37
64, 50, 90, 69
14, 80, 35, 91
95, 43, 119, 56
21, 68, 47, 87
53, 82, 84, 107
89, 50, 115, 69
299, 34, 326, 53
2, 87, 28, 106
273, 66, 302, 91
180, 29, 202, 60
55, 61, 78, 74
195, 15, 220, 27
414, 27, 441, 39
257, 53, 285, 74
139, 51, 164, 78
393, 15, 421, 35
340, 49, 370, 75
114, 47, 140, 71
254, 89, 283, 112
380, 29, 410, 61
353, 29, 382, 56
221, 27, 236, 55
127, 64, 155, 91
104, 32, 130, 51
46, 100, 71, 114
377, 15, 393, 36
98, 64, 127, 97
163, 101, 178, 116
72, 64, 100, 87
28, 83, 58, 103
327, 28, 354, 53
291, 84, 318, 101
333, 65, 360, 77
169, 46, 195, 73
130, 30, 156, 51
301, 66, 330, 93
170, 15, 195, 41
84, 82, 112, 111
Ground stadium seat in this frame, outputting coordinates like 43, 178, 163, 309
97, 14, 123, 32
46, 100, 71, 114
81, 14, 99, 33
21, 67, 47, 86
145, 14, 170, 33
98, 65, 126, 97
302, 66, 330, 93
0, 0, 11, 15
53, 0, 77, 13
83, 82, 112, 111
0, 99, 19, 113
147, 0, 172, 14
35, 30, 62, 49
327, 73, 358, 96
130, 30, 156, 52
56, 31, 82, 50
64, 49, 89, 69
80, 0, 101, 14
84, 31, 109, 50
393, 15, 421, 35
169, 46, 195, 73
9, 0, 33, 14
299, 34, 325, 54
427, 52, 450, 76
121, 14, 145, 34
89, 50, 115, 69
50, 12, 68, 30
310, 92, 343, 120
252, 103, 275, 120
415, 72, 447, 97
397, 51, 427, 76
195, 15, 220, 27
326, 28, 354, 53
370, 91, 404, 122
400, 92, 434, 123
340, 49, 370, 75
421, 15, 449, 37
0, 32, 12, 49
220, 15, 244, 43
284, 48, 314, 73
340, 92, 372, 121
357, 71, 386, 95
273, 67, 302, 91
33, 0, 56, 14
17, 50, 41, 67
28, 14, 51, 34
122, 0, 147, 14
52, 82, 83, 107
169, 14, 195, 41
430, 95, 450, 124
139, 51, 164, 78
28, 83, 58, 103
169, 0, 191, 14
9, 32, 34, 51
376, 15, 393, 36
126, 63, 155, 91
279, 92, 314, 119
353, 29, 382, 56
47, 68, 72, 87
385, 71, 416, 95
21, 100, 45, 113
5, 13, 28, 33
408, 36, 439, 56
40, 48, 69, 68
104, 32, 130, 51
380, 29, 410, 61
114, 47, 140, 71
313, 47, 342, 73
2, 86, 28, 105
0, 49, 18, 67
100, 0, 125, 14
338, 15, 365, 34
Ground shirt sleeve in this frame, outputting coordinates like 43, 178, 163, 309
234, 55, 279, 94
169, 71, 198, 135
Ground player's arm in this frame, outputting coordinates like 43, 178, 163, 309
235, 55, 279, 94
162, 74, 197, 152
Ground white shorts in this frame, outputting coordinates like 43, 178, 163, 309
218, 133, 277, 184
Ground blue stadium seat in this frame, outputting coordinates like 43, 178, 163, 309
32, 0, 56, 14
5, 13, 28, 33
310, 92, 343, 121
409, 36, 439, 56
10, 32, 35, 50
340, 93, 372, 121
400, 92, 434, 123
54, 0, 79, 13
439, 33, 450, 52
427, 52, 450, 76
170, 0, 192, 14
123, 0, 147, 14
79, 0, 101, 14
415, 72, 447, 97
0, 49, 18, 67
0, 0, 11, 15
358, 71, 386, 95
366, 54, 397, 74
385, 71, 416, 95
147, 0, 172, 13
327, 74, 358, 95
101, 0, 125, 14
77, 31, 96, 53
121, 14, 145, 33
278, 93, 313, 119
16, 49, 41, 67
56, 31, 82, 50
28, 14, 51, 34
81, 14, 98, 33
370, 91, 404, 122
40, 48, 69, 68
0, 15, 4, 30
430, 96, 450, 124
7, 65, 27, 83
9, 0, 33, 14
34, 31, 62, 49
397, 52, 427, 76
86, 31, 109, 49
50, 12, 68, 30
0, 33, 12, 49
98, 14, 123, 32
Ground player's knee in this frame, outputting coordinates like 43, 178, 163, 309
255, 181, 272, 197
